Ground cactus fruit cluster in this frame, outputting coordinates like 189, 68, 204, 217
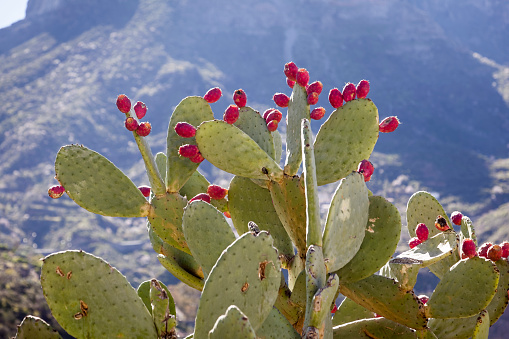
21, 62, 509, 339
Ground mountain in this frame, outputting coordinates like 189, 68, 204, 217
0, 0, 508, 337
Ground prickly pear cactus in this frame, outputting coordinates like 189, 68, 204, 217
22, 62, 508, 339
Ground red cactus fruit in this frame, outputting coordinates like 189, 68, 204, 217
189, 193, 211, 204
48, 185, 65, 199
263, 108, 275, 121
138, 185, 151, 197
267, 120, 279, 132
204, 87, 222, 103
500, 241, 509, 259
189, 151, 205, 163
116, 94, 131, 113
357, 159, 374, 182
356, 80, 370, 99
307, 81, 323, 95
287, 79, 295, 88
451, 211, 463, 226
178, 144, 199, 158
175, 122, 196, 138
233, 89, 247, 108
134, 101, 147, 119
207, 185, 228, 200
328, 88, 343, 108
273, 93, 290, 108
224, 211, 231, 218
136, 122, 151, 137
379, 116, 400, 133
307, 92, 319, 105
310, 107, 326, 120
296, 68, 310, 87
417, 295, 429, 304
488, 244, 502, 262
125, 117, 139, 131
478, 242, 493, 258
223, 105, 240, 124
331, 304, 338, 314
415, 223, 429, 242
342, 83, 356, 102
409, 237, 422, 249
284, 62, 298, 81
462, 239, 477, 259
265, 110, 282, 123
434, 215, 450, 232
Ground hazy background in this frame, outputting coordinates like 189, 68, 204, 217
0, 0, 508, 337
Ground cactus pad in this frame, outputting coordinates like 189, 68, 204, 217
14, 316, 62, 339
472, 310, 489, 339
209, 305, 257, 339
406, 191, 451, 239
234, 106, 276, 159
395, 231, 458, 267
285, 84, 309, 175
332, 297, 375, 326
136, 279, 176, 317
157, 254, 205, 291
332, 317, 419, 339
256, 308, 301, 339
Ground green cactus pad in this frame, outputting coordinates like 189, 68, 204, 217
272, 130, 283, 163
314, 99, 379, 186
332, 317, 418, 339
284, 84, 309, 176
340, 275, 427, 329
195, 120, 283, 181
472, 310, 489, 339
406, 191, 451, 240
166, 96, 214, 192
148, 192, 189, 254
395, 231, 458, 267
487, 260, 509, 324
335, 196, 401, 283
309, 274, 339, 330
228, 176, 294, 258
40, 250, 157, 338
427, 256, 499, 319
137, 279, 176, 317
269, 175, 307, 259
157, 254, 205, 291
332, 297, 375, 326
150, 279, 177, 336
256, 307, 301, 339
133, 127, 166, 195
155, 152, 167, 180
178, 170, 227, 212
460, 216, 477, 246
55, 145, 149, 217
182, 200, 236, 277
304, 245, 327, 331
234, 106, 276, 159
14, 316, 62, 339
323, 172, 369, 272
194, 231, 280, 338
209, 305, 257, 339
427, 316, 476, 339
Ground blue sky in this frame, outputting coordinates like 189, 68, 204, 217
0, 0, 28, 29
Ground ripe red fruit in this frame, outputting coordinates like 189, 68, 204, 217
342, 83, 356, 102
418, 295, 429, 304
478, 242, 493, 258
189, 151, 205, 163
48, 185, 65, 199
178, 144, 199, 158
138, 185, 151, 197
500, 241, 509, 258
451, 211, 463, 226
262, 108, 275, 121
310, 107, 326, 120
307, 92, 319, 105
189, 193, 211, 203
204, 87, 222, 103
415, 223, 429, 242
462, 239, 477, 259
175, 122, 196, 138
328, 88, 343, 108
296, 68, 310, 87
116, 94, 131, 113
265, 110, 282, 123
134, 101, 147, 119
409, 237, 422, 249
273, 93, 290, 108
434, 215, 450, 231
136, 122, 151, 137
223, 105, 240, 124
284, 62, 298, 81
287, 79, 295, 88
357, 160, 374, 182
488, 244, 502, 261
331, 304, 338, 314
233, 89, 247, 108
125, 117, 139, 131
224, 211, 231, 218
267, 120, 279, 132
379, 116, 400, 133
207, 185, 228, 200
356, 80, 370, 99
307, 81, 323, 95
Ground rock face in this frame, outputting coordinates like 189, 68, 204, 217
26, 0, 64, 18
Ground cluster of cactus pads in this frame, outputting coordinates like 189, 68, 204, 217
19, 62, 509, 339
